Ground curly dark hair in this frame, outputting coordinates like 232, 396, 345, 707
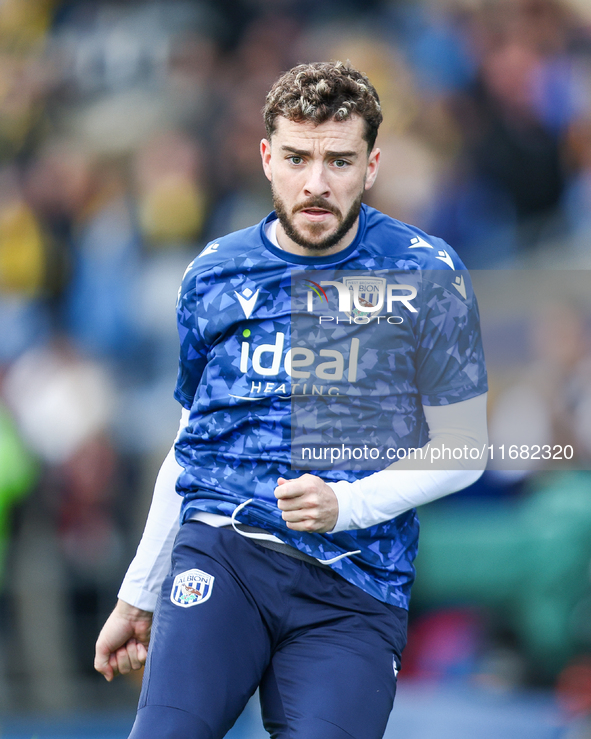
263, 61, 382, 150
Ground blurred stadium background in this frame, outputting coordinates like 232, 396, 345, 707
1, 0, 591, 736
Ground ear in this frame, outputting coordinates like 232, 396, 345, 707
364, 147, 381, 191
260, 138, 273, 182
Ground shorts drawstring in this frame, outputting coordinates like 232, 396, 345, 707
231, 498, 361, 566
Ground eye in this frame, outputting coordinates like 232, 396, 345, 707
288, 155, 303, 165
333, 159, 349, 168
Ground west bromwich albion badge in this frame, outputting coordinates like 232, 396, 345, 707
171, 569, 215, 607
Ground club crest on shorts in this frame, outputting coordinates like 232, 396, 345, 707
170, 569, 214, 607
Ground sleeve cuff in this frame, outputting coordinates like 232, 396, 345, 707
326, 480, 355, 533
117, 582, 159, 612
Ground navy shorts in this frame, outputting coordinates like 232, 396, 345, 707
129, 522, 408, 739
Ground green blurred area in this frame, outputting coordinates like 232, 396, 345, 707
0, 402, 37, 587
413, 474, 591, 680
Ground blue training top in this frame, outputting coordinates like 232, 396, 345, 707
173, 204, 488, 610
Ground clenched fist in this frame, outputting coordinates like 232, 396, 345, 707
274, 474, 339, 533
95, 600, 152, 682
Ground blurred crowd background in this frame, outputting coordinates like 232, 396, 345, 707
1, 0, 591, 734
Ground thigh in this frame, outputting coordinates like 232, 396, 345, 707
129, 523, 272, 739
259, 574, 407, 739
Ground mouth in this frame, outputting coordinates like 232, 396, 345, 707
297, 207, 336, 221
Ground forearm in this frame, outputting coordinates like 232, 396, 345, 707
118, 408, 189, 610
328, 394, 488, 532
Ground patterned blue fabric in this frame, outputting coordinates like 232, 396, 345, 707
173, 204, 488, 609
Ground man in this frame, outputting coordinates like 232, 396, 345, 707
95, 61, 488, 739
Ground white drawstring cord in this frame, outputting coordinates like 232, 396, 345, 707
231, 499, 281, 541
231, 499, 361, 565
311, 549, 361, 565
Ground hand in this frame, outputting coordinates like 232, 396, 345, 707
274, 474, 339, 533
94, 599, 153, 682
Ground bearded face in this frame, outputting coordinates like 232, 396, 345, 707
260, 115, 380, 256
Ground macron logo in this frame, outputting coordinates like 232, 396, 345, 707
409, 236, 433, 249
435, 249, 454, 269
452, 275, 466, 299
199, 242, 219, 258
235, 287, 259, 319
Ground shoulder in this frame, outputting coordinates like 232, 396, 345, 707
361, 205, 466, 271
178, 220, 266, 295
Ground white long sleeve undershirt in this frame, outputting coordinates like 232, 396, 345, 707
118, 394, 488, 611
327, 393, 488, 532
117, 409, 188, 610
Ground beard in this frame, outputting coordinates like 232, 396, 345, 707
272, 185, 364, 252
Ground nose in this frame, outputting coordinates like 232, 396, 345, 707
303, 161, 330, 198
